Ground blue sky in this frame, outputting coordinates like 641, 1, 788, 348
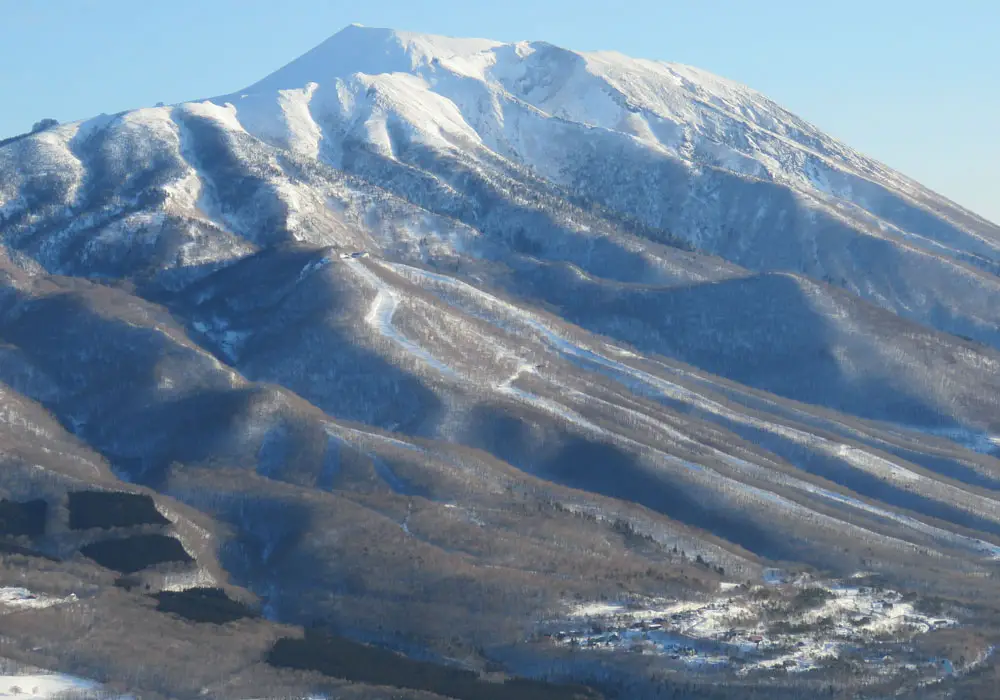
1, 0, 996, 223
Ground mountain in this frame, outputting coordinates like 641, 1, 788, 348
1, 25, 1000, 699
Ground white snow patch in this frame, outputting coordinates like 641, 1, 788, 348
554, 579, 960, 680
0, 670, 132, 699
568, 602, 624, 618
0, 588, 76, 612
179, 101, 247, 133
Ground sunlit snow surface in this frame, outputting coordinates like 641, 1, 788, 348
0, 588, 76, 612
4, 22, 1000, 699
555, 575, 962, 678
0, 672, 126, 700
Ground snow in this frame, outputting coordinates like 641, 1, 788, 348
178, 101, 246, 134
0, 588, 76, 612
0, 673, 116, 699
346, 257, 460, 379
888, 423, 1000, 455
385, 260, 1000, 558
345, 257, 622, 435
9, 22, 996, 362
297, 255, 333, 281
2, 22, 1000, 700
242, 25, 503, 94
194, 23, 1000, 309
553, 579, 959, 679
238, 24, 912, 208
496, 362, 536, 390
356, 72, 486, 153
160, 568, 218, 592
569, 602, 625, 618
190, 317, 252, 363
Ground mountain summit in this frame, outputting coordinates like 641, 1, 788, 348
237, 26, 999, 263
2, 26, 1000, 699
242, 25, 506, 92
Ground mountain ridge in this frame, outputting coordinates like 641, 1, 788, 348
2, 25, 1000, 698
233, 25, 997, 228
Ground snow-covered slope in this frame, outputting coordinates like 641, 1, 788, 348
2, 25, 1000, 699
7, 25, 999, 343
232, 25, 1000, 263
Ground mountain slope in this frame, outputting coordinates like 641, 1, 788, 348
221, 25, 1000, 343
2, 25, 1000, 699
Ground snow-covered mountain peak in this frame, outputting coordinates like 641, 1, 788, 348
6, 25, 1000, 347
6, 25, 1000, 698
229, 27, 896, 195
243, 25, 503, 94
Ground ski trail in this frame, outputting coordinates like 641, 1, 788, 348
346, 258, 609, 435
390, 263, 1000, 517
346, 258, 459, 379
386, 261, 1000, 557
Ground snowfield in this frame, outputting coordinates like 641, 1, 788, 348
552, 575, 962, 679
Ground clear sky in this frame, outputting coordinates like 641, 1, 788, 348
1, 0, 996, 223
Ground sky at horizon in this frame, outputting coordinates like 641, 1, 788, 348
1, 0, 997, 223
